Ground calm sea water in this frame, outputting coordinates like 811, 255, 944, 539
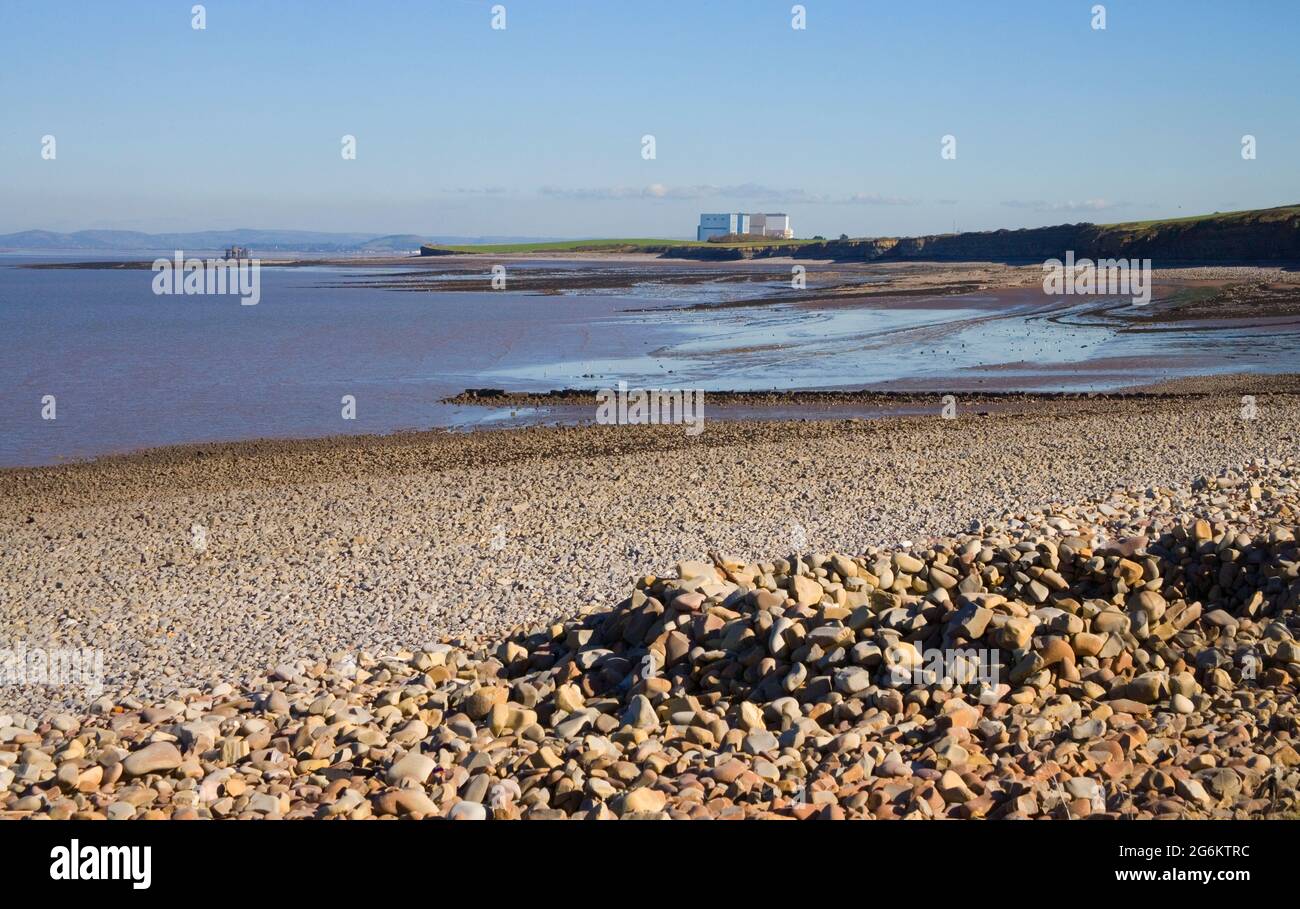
0, 256, 701, 466
2, 255, 1296, 467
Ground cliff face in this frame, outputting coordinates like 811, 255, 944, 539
665, 206, 1300, 263
1080, 213, 1300, 260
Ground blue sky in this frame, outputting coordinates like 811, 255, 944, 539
2, 0, 1297, 238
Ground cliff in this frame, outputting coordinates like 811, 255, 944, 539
663, 205, 1300, 263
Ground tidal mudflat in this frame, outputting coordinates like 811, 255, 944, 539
4, 256, 1300, 465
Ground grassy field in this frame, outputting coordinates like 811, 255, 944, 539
421, 236, 818, 255
1101, 204, 1300, 231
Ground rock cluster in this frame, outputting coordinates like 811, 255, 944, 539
3, 464, 1300, 819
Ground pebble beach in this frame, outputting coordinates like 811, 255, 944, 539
2, 379, 1300, 818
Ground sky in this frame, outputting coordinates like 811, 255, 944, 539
2, 0, 1298, 239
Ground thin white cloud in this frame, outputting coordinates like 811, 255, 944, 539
535, 184, 920, 205
537, 185, 657, 200
839, 192, 919, 206
1001, 198, 1121, 213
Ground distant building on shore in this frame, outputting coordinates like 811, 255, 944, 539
223, 245, 251, 260
696, 212, 793, 241
749, 213, 793, 239
696, 213, 750, 241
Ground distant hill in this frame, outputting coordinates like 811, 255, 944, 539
0, 229, 567, 254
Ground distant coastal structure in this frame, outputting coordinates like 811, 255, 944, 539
749, 213, 792, 239
696, 213, 749, 240
222, 245, 251, 260
696, 212, 793, 241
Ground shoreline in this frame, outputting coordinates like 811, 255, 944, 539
443, 371, 1300, 408
8, 257, 1300, 472
4, 372, 1295, 475
19, 251, 1300, 268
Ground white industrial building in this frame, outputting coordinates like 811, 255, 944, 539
696, 212, 793, 241
749, 213, 792, 238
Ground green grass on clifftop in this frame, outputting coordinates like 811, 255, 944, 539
1101, 204, 1300, 231
420, 237, 817, 255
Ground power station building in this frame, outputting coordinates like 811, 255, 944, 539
749, 212, 792, 238
696, 212, 793, 241
696, 213, 749, 240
